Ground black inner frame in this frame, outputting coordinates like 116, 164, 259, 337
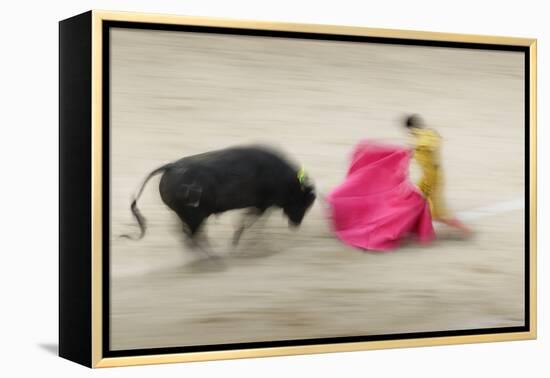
102, 20, 531, 358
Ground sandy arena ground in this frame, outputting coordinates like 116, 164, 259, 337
109, 28, 525, 350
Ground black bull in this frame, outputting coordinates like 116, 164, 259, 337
123, 146, 316, 249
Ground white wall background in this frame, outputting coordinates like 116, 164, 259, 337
0, 0, 546, 376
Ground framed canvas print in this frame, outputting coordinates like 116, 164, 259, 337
59, 10, 537, 368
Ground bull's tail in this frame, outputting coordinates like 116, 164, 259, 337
120, 164, 172, 240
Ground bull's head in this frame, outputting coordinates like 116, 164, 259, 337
283, 167, 316, 227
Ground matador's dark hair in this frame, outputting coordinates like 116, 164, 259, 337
404, 114, 424, 129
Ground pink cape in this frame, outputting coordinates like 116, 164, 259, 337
327, 141, 435, 251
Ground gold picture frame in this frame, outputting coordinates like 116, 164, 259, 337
59, 10, 537, 368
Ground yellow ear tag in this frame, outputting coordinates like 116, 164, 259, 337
297, 166, 306, 186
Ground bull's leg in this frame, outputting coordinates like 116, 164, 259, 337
232, 208, 265, 246
176, 209, 216, 258
187, 229, 217, 259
